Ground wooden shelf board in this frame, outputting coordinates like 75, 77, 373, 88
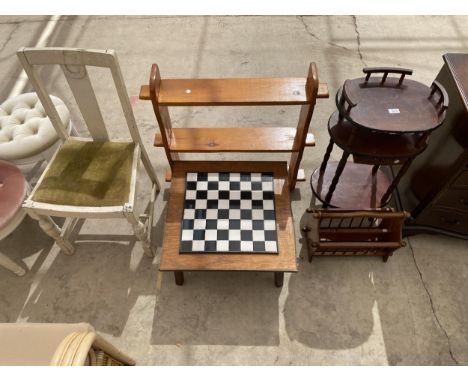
159, 160, 297, 273
139, 79, 329, 105
153, 127, 315, 152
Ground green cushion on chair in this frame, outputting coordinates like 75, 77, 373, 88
32, 139, 135, 207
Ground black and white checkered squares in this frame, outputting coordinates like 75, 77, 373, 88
180, 172, 278, 254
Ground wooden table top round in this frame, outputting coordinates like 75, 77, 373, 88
311, 161, 392, 209
337, 77, 445, 133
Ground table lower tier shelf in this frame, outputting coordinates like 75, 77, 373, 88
311, 161, 392, 209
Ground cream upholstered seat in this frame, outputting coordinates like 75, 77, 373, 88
0, 92, 71, 164
0, 323, 135, 366
0, 160, 27, 276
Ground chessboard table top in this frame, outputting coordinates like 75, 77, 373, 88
160, 161, 297, 273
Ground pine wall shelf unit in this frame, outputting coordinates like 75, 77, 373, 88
139, 63, 329, 190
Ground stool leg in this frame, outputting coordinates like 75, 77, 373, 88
0, 253, 26, 276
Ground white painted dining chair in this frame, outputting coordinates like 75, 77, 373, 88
16, 47, 160, 257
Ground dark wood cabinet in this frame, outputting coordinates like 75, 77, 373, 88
396, 53, 468, 239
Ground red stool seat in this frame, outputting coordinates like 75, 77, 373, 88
0, 160, 27, 231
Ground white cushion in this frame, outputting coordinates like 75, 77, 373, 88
0, 92, 70, 161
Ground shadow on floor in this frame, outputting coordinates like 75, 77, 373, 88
150, 270, 281, 346
284, 256, 377, 349
283, 229, 463, 365
17, 237, 157, 336
0, 216, 54, 321
0, 16, 84, 101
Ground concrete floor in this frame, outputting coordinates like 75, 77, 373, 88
0, 15, 467, 365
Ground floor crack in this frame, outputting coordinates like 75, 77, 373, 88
407, 238, 459, 365
0, 22, 20, 54
351, 15, 367, 67
273, 353, 279, 365
297, 16, 352, 53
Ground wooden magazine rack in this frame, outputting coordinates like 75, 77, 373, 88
302, 208, 409, 263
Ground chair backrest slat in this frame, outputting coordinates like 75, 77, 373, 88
61, 64, 108, 141
19, 48, 114, 67
15, 56, 69, 140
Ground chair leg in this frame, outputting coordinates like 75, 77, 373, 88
124, 208, 154, 257
383, 255, 390, 263
0, 253, 26, 276
27, 211, 75, 255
